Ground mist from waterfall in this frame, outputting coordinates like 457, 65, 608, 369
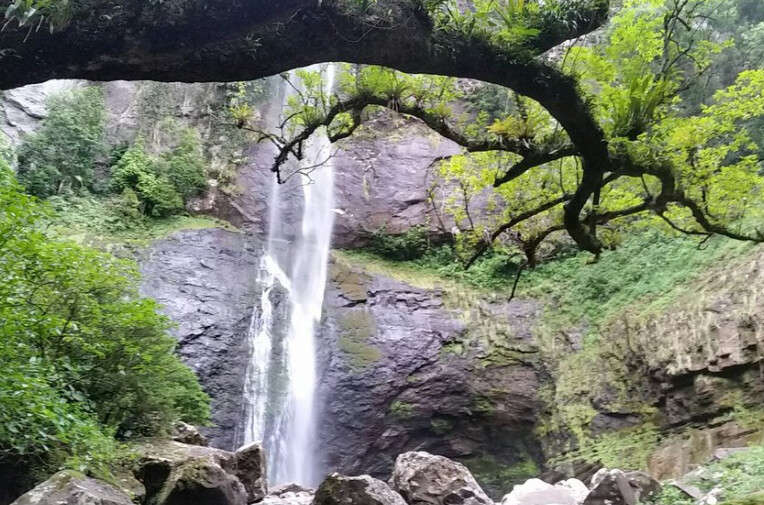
237, 64, 337, 487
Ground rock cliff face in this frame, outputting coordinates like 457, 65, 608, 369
140, 229, 264, 449
139, 230, 546, 497
316, 257, 544, 496
224, 110, 461, 247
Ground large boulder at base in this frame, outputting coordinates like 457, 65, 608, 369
389, 452, 492, 505
314, 474, 407, 505
134, 441, 237, 499
500, 478, 585, 505
584, 470, 661, 505
151, 457, 247, 505
234, 442, 267, 502
134, 440, 261, 505
172, 422, 209, 447
11, 470, 133, 505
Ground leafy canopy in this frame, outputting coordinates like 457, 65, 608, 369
239, 0, 764, 268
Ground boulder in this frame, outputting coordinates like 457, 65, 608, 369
150, 457, 247, 505
584, 470, 635, 505
270, 484, 314, 495
314, 474, 407, 505
11, 470, 133, 505
624, 472, 661, 502
234, 442, 268, 502
261, 493, 313, 505
134, 441, 237, 499
389, 452, 492, 505
173, 422, 209, 447
584, 469, 660, 505
500, 478, 580, 505
133, 440, 263, 505
261, 484, 314, 505
556, 479, 590, 504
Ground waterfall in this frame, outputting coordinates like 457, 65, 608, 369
238, 64, 337, 487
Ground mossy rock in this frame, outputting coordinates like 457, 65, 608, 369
338, 310, 382, 371
329, 259, 370, 303
389, 400, 414, 418
11, 470, 134, 505
463, 455, 539, 499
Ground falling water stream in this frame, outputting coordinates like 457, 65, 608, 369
237, 64, 337, 487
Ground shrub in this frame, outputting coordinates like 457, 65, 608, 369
0, 163, 210, 476
155, 128, 207, 201
368, 225, 429, 260
16, 87, 105, 197
110, 143, 184, 217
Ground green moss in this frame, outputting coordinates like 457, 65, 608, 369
390, 400, 414, 418
431, 417, 453, 435
440, 340, 465, 357
338, 310, 382, 371
464, 455, 540, 497
551, 422, 660, 470
406, 374, 421, 383
472, 396, 496, 415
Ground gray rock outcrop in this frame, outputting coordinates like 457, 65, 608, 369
10, 470, 133, 505
317, 258, 544, 496
173, 422, 209, 447
314, 474, 407, 505
140, 229, 263, 449
261, 484, 315, 505
133, 440, 263, 505
134, 441, 238, 499
389, 452, 492, 505
234, 442, 268, 502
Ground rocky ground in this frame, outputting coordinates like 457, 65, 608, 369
13, 430, 761, 505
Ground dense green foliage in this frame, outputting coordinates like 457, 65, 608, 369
345, 228, 750, 315
110, 143, 184, 217
0, 163, 210, 477
15, 86, 210, 223
368, 226, 429, 261
16, 87, 105, 197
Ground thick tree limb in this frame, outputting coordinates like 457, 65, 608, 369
493, 145, 578, 187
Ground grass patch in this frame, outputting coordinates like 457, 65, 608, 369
340, 231, 754, 326
46, 195, 235, 249
521, 231, 754, 326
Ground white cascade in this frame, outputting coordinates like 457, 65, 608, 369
238, 64, 337, 487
